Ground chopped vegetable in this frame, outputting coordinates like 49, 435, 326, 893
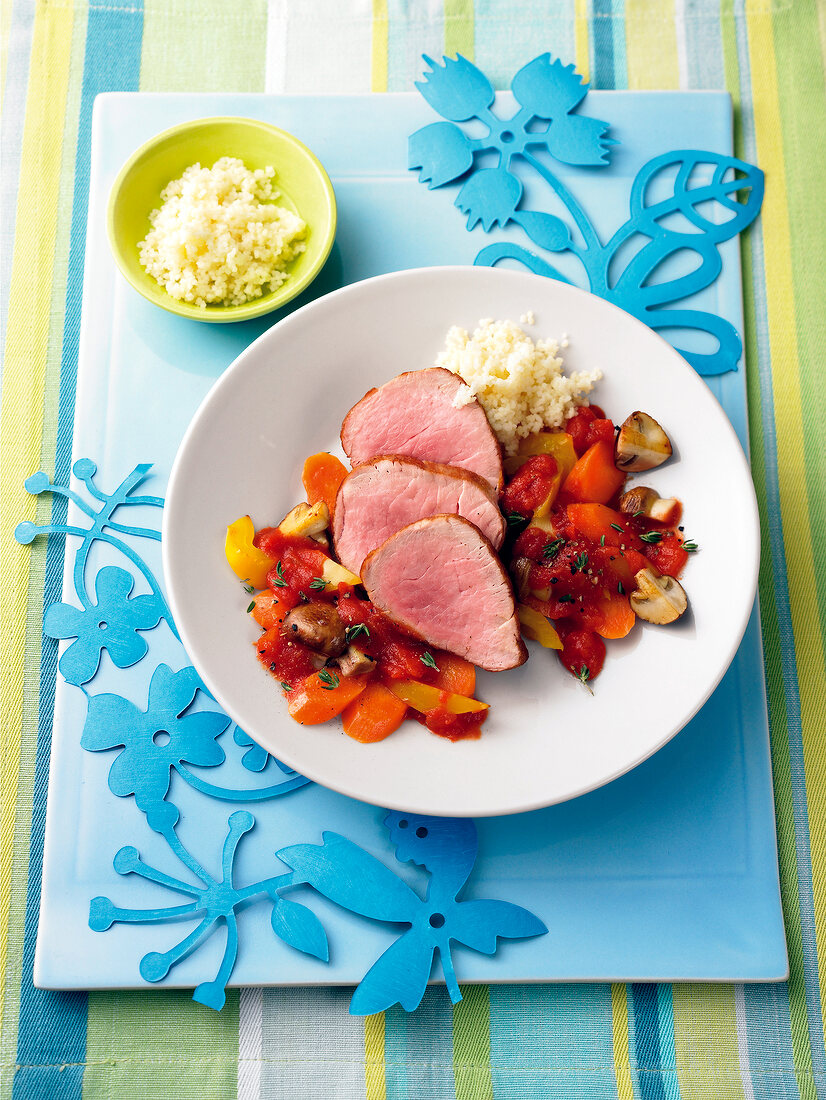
342, 682, 409, 743
387, 680, 488, 715
431, 653, 476, 696
281, 603, 347, 657
614, 411, 672, 472
225, 515, 276, 590
302, 452, 349, 513
586, 591, 635, 639
278, 501, 330, 544
629, 567, 687, 624
503, 431, 578, 480
618, 485, 681, 526
566, 503, 628, 546
561, 440, 625, 504
251, 588, 293, 630
319, 557, 361, 590
517, 605, 563, 649
287, 670, 367, 724
329, 646, 377, 677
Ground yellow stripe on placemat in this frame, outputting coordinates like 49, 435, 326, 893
0, 0, 75, 1024
444, 0, 474, 61
575, 0, 590, 83
624, 0, 680, 89
364, 1012, 387, 1100
745, 0, 826, 1050
611, 984, 634, 1100
371, 0, 388, 93
672, 985, 746, 1099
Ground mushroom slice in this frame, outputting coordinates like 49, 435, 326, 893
281, 603, 347, 657
510, 556, 534, 601
630, 567, 687, 625
615, 412, 672, 472
278, 501, 330, 545
618, 486, 680, 526
328, 646, 377, 677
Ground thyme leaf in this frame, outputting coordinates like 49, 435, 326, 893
317, 669, 339, 690
421, 651, 439, 670
272, 560, 287, 588
543, 537, 566, 561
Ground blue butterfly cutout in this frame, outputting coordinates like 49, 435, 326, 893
278, 812, 547, 1015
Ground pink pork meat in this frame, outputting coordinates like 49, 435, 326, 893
340, 368, 503, 492
333, 455, 506, 576
361, 514, 527, 672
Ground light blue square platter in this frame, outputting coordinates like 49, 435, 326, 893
34, 91, 787, 991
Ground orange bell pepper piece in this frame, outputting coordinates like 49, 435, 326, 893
225, 515, 276, 589
288, 671, 368, 725
302, 453, 349, 513
342, 682, 409, 743
562, 441, 625, 504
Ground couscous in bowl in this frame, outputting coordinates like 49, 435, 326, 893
107, 116, 336, 323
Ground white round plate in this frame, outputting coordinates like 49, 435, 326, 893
163, 266, 759, 818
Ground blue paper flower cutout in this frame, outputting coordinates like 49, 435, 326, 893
233, 727, 271, 773
81, 664, 231, 828
90, 811, 328, 1011
409, 53, 613, 231
278, 813, 547, 1015
44, 565, 163, 685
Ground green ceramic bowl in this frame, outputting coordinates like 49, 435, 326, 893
107, 117, 337, 323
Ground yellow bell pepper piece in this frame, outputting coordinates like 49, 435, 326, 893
532, 470, 563, 519
225, 516, 275, 590
504, 431, 578, 479
320, 557, 361, 590
387, 680, 489, 714
517, 605, 563, 649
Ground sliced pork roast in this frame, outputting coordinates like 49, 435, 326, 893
333, 455, 506, 576
361, 515, 527, 672
340, 368, 503, 491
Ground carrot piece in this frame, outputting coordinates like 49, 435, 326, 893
562, 441, 625, 504
566, 502, 628, 545
432, 653, 476, 696
590, 591, 636, 639
302, 453, 349, 512
250, 588, 292, 630
342, 682, 409, 743
288, 672, 368, 725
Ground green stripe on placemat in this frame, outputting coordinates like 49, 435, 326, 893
83, 991, 239, 1099
453, 985, 492, 1100
139, 0, 268, 93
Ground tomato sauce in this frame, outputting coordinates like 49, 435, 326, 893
507, 447, 690, 683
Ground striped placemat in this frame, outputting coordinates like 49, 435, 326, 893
2, 3, 824, 1097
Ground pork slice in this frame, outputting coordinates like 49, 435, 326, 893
333, 455, 506, 576
341, 367, 503, 491
361, 515, 527, 672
